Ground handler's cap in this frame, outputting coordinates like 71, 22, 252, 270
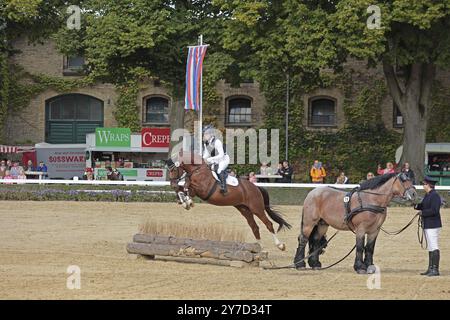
422, 176, 438, 186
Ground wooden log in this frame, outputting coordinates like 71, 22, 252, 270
145, 255, 257, 268
133, 233, 261, 253
126, 242, 256, 262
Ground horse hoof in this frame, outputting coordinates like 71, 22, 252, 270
356, 269, 367, 274
312, 267, 321, 271
295, 266, 306, 271
277, 243, 286, 251
182, 202, 188, 209
367, 265, 377, 274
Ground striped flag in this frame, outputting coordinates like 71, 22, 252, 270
184, 45, 208, 111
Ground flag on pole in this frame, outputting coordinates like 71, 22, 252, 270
184, 45, 208, 111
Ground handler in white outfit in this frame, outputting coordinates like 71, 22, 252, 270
202, 125, 230, 194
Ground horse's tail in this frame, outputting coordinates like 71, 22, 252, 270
258, 186, 292, 232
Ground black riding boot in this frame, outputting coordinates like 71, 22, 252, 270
219, 171, 228, 194
428, 250, 440, 277
420, 251, 433, 276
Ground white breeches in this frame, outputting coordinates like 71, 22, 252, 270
424, 228, 441, 251
210, 154, 230, 174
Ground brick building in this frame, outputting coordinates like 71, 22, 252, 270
5, 37, 450, 145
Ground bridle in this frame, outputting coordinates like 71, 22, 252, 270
360, 173, 416, 201
395, 173, 416, 199
167, 161, 184, 185
167, 160, 204, 184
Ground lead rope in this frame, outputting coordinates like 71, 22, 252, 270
380, 213, 419, 236
318, 245, 356, 270
263, 231, 345, 270
417, 215, 428, 250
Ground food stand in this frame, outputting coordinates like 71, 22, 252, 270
85, 127, 170, 181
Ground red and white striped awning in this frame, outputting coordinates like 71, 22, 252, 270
0, 145, 35, 153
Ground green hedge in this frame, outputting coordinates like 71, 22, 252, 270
1, 185, 447, 207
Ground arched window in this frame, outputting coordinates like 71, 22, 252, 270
309, 97, 336, 126
145, 96, 169, 124
227, 97, 252, 124
45, 94, 103, 143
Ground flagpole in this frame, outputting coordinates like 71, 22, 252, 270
198, 35, 203, 156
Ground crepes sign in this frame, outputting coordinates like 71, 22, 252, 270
141, 128, 170, 148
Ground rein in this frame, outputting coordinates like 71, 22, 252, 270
174, 163, 218, 201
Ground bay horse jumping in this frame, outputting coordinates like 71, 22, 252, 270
293, 173, 417, 274
166, 152, 291, 250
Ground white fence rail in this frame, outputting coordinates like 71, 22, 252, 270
0, 179, 450, 190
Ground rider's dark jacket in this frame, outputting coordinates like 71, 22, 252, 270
415, 189, 442, 229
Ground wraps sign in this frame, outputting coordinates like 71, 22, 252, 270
96, 128, 131, 147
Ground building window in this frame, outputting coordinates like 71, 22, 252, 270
145, 96, 169, 124
227, 97, 252, 124
45, 94, 104, 144
393, 103, 404, 128
309, 97, 336, 126
63, 55, 85, 75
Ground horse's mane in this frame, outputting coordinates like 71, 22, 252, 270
359, 173, 396, 191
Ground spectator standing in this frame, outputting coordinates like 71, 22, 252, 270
10, 162, 20, 178
37, 161, 48, 172
228, 170, 237, 177
366, 172, 375, 180
0, 160, 6, 178
336, 172, 349, 184
25, 160, 35, 172
37, 161, 48, 179
377, 162, 395, 175
310, 160, 326, 183
402, 162, 416, 184
6, 159, 12, 170
278, 160, 293, 183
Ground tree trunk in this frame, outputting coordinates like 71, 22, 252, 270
383, 60, 436, 183
401, 111, 427, 184
126, 242, 258, 262
133, 233, 262, 253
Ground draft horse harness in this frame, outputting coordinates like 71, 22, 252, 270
264, 174, 421, 271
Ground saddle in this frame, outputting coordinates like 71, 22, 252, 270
211, 170, 239, 186
343, 187, 386, 224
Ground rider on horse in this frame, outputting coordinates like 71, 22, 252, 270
202, 125, 230, 194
